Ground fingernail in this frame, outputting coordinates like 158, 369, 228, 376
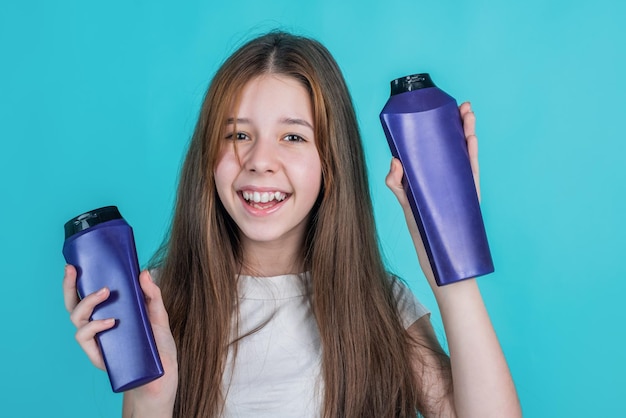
104, 318, 116, 326
97, 287, 108, 296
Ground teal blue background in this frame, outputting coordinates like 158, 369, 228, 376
1, 0, 624, 416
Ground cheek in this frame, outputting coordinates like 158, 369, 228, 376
214, 153, 238, 198
300, 155, 323, 198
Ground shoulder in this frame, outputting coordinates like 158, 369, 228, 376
389, 276, 430, 329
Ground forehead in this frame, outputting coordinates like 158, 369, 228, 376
233, 74, 313, 121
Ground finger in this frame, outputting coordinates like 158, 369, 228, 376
69, 287, 111, 329
63, 265, 80, 312
467, 133, 479, 176
459, 101, 476, 140
458, 102, 481, 201
139, 271, 170, 327
385, 158, 408, 205
75, 318, 116, 370
459, 100, 472, 115
467, 134, 481, 201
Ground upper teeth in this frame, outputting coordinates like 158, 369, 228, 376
242, 191, 287, 203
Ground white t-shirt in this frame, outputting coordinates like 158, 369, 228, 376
221, 273, 429, 417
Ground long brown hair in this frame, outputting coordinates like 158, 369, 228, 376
153, 30, 427, 417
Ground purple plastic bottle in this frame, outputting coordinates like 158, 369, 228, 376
62, 206, 164, 392
380, 73, 494, 286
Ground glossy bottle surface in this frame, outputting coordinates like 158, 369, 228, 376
380, 74, 494, 285
62, 206, 164, 392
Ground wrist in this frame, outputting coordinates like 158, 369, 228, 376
125, 375, 177, 418
127, 395, 175, 418
431, 277, 481, 307
131, 404, 174, 418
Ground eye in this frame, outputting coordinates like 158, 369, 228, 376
283, 134, 306, 143
225, 132, 249, 141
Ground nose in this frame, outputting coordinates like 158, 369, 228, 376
242, 137, 278, 174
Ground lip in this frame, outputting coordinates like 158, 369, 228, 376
238, 185, 288, 193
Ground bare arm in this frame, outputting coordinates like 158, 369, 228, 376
387, 102, 521, 417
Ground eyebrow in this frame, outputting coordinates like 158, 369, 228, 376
225, 117, 314, 130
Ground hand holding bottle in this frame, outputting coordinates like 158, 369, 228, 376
63, 265, 179, 416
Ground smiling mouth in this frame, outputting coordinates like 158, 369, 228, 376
241, 190, 288, 209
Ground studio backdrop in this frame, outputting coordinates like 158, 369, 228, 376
1, 1, 624, 416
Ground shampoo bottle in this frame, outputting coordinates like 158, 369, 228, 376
380, 73, 494, 285
62, 206, 164, 392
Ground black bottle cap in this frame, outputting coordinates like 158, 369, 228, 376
390, 73, 436, 96
64, 206, 123, 239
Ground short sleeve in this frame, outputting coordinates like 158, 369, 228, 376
391, 278, 430, 329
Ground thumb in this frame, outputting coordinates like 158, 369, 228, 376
139, 270, 170, 328
385, 158, 408, 206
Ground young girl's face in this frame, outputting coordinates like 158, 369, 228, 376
215, 74, 322, 256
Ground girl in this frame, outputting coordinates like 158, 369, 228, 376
63, 31, 521, 417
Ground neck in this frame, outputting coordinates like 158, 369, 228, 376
240, 239, 305, 277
